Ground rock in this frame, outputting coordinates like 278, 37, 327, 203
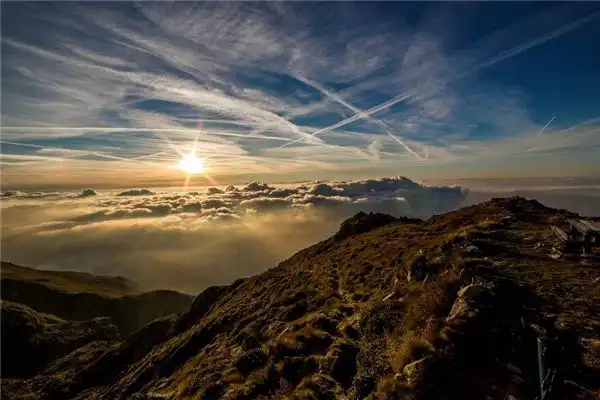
342, 324, 360, 340
407, 251, 428, 282
506, 363, 521, 374
310, 313, 339, 336
501, 214, 515, 222
235, 348, 269, 376
359, 300, 404, 336
446, 282, 495, 326
530, 323, 548, 337
402, 355, 433, 386
382, 292, 394, 301
463, 245, 482, 255
457, 282, 493, 299
319, 342, 359, 388
457, 238, 472, 246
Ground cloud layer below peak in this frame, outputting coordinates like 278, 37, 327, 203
1, 177, 466, 292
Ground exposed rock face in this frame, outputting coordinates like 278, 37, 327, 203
0, 301, 120, 378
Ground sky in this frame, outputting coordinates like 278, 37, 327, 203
1, 1, 600, 189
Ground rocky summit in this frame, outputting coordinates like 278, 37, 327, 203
1, 196, 599, 400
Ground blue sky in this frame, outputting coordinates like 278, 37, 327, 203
1, 1, 599, 188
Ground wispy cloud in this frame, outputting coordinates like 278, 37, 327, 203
1, 2, 599, 187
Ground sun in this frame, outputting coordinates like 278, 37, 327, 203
176, 154, 205, 174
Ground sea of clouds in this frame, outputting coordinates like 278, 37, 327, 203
1, 176, 466, 293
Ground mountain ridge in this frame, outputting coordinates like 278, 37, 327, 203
2, 196, 599, 399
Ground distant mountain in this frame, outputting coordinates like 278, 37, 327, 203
0, 262, 193, 337
1, 262, 134, 297
2, 197, 599, 400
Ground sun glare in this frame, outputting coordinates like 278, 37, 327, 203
177, 154, 205, 174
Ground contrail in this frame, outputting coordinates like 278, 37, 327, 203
527, 115, 600, 153
468, 10, 599, 74
291, 75, 423, 159
0, 140, 161, 166
279, 89, 416, 148
0, 126, 297, 142
279, 10, 600, 149
536, 115, 556, 136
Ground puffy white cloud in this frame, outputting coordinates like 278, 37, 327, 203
200, 198, 233, 210
177, 201, 203, 213
72, 208, 155, 223
1, 191, 23, 198
1, 191, 63, 199
307, 183, 337, 196
243, 182, 273, 192
268, 188, 297, 198
239, 197, 292, 212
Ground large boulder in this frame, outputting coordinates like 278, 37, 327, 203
446, 282, 495, 328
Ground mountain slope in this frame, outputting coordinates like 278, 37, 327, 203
1, 262, 194, 336
0, 262, 134, 297
3, 197, 599, 400
0, 301, 120, 378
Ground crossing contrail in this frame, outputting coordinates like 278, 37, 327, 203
536, 115, 556, 136
292, 75, 423, 159
279, 10, 599, 149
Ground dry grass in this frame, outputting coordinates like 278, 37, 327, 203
6, 197, 599, 399
389, 330, 434, 374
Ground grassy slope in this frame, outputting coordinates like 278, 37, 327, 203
4, 197, 600, 400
